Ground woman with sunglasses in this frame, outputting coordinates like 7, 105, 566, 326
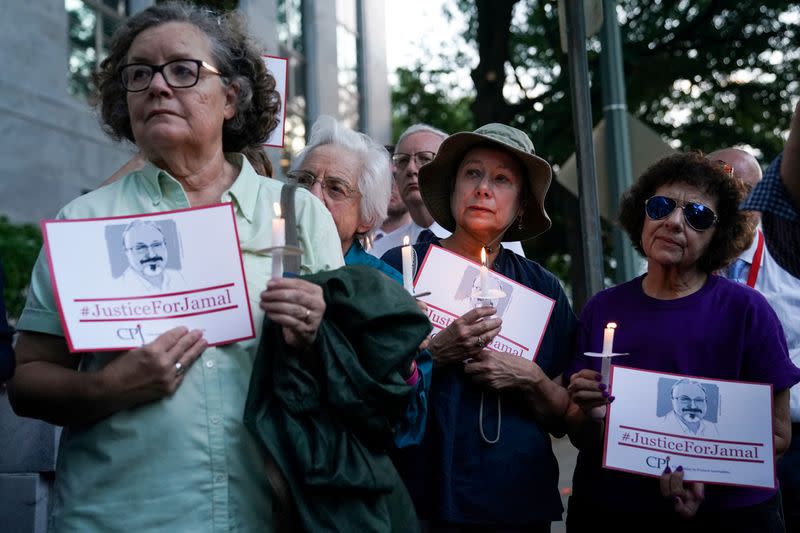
564, 152, 800, 532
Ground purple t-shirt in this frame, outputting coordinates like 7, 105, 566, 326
567, 274, 800, 513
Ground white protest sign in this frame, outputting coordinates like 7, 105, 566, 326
604, 366, 776, 489
413, 245, 555, 361
262, 55, 288, 148
43, 203, 255, 352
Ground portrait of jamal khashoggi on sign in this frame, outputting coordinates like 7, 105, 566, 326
106, 218, 188, 296
41, 203, 255, 352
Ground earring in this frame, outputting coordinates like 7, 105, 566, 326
517, 215, 524, 230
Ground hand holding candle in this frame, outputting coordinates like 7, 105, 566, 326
401, 235, 413, 293
584, 321, 625, 419
271, 202, 285, 280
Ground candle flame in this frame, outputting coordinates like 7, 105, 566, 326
480, 247, 487, 266
403, 235, 410, 246
273, 202, 282, 218
606, 322, 617, 329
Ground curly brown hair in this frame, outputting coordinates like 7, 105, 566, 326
618, 151, 757, 273
93, 1, 280, 153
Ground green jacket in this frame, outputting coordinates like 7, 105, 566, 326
244, 265, 431, 532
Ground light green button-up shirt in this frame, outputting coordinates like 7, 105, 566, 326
18, 155, 344, 532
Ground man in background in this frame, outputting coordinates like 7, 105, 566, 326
370, 145, 412, 247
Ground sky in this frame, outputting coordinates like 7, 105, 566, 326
384, 0, 472, 88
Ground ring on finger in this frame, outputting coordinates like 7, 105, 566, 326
175, 361, 185, 376
476, 335, 485, 348
304, 307, 311, 323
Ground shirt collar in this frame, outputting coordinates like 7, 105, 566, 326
222, 153, 260, 224
738, 226, 763, 264
138, 153, 262, 222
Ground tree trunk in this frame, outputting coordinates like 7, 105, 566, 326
470, 0, 519, 126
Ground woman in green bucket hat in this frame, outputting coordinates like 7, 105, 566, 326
383, 123, 577, 531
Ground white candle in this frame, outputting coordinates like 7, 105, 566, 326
602, 322, 617, 356
272, 202, 285, 247
480, 247, 489, 297
271, 202, 285, 280
600, 354, 611, 387
401, 235, 413, 293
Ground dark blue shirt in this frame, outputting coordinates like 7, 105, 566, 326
345, 240, 402, 284
383, 239, 577, 525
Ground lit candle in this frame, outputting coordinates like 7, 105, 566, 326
401, 235, 413, 293
602, 322, 617, 355
271, 202, 285, 280
272, 202, 285, 247
480, 247, 489, 297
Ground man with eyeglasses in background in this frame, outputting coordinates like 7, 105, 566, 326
120, 219, 186, 294
370, 144, 413, 247
368, 124, 527, 259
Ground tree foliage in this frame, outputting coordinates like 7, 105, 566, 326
392, 0, 799, 297
451, 0, 800, 167
391, 64, 475, 140
0, 217, 43, 322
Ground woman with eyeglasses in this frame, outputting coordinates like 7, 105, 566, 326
8, 3, 344, 531
564, 152, 800, 532
288, 115, 405, 284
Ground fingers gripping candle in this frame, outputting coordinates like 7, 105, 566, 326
271, 202, 285, 280
401, 235, 413, 293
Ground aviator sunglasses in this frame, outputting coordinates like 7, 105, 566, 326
644, 195, 718, 231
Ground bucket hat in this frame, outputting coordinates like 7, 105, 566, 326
418, 123, 552, 241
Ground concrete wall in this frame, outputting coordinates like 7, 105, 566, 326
0, 0, 135, 225
359, 0, 392, 144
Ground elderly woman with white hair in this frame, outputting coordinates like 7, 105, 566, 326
288, 116, 429, 449
288, 115, 402, 284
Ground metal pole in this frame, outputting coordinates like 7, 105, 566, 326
599, 0, 637, 284
564, 0, 605, 301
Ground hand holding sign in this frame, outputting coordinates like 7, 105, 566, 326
101, 326, 207, 409
659, 467, 705, 519
428, 306, 501, 367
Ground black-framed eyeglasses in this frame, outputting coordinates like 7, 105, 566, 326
119, 59, 222, 92
644, 195, 718, 231
287, 170, 360, 202
392, 151, 436, 170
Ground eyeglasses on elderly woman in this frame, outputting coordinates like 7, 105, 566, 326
287, 170, 360, 202
644, 195, 718, 231
120, 59, 222, 92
